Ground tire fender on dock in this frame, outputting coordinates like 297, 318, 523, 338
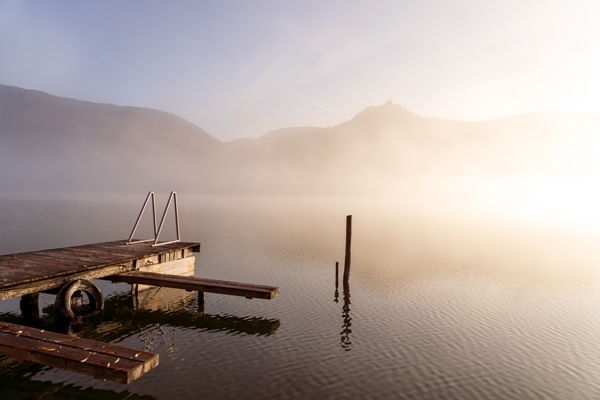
55, 279, 104, 318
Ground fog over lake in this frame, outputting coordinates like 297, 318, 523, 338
1, 81, 599, 400
1, 194, 600, 399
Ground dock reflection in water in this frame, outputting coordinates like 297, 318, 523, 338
27, 287, 281, 340
118, 287, 281, 336
0, 371, 156, 400
0, 290, 279, 340
2, 287, 280, 362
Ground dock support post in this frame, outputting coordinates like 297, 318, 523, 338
198, 291, 205, 314
55, 280, 103, 319
70, 291, 84, 315
20, 293, 40, 320
343, 215, 352, 283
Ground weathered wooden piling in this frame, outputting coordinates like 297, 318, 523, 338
334, 262, 339, 303
343, 215, 352, 282
19, 293, 39, 320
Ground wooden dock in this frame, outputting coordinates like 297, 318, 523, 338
0, 240, 200, 301
0, 239, 280, 383
0, 322, 158, 384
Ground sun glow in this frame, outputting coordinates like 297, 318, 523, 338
514, 178, 596, 221
472, 114, 600, 227
475, 172, 600, 228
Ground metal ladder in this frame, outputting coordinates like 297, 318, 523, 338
126, 191, 181, 246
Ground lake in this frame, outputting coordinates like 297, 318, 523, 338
1, 194, 600, 399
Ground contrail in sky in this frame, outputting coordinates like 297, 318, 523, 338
287, 90, 350, 119
239, 66, 349, 119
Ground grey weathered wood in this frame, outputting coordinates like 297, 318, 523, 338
0, 265, 128, 300
105, 271, 280, 300
0, 240, 201, 301
0, 322, 158, 384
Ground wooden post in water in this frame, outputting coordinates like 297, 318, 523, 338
335, 262, 339, 288
343, 215, 352, 283
334, 262, 339, 303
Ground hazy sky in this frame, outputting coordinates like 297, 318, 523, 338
1, 0, 599, 141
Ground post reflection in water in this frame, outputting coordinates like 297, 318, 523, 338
340, 280, 352, 351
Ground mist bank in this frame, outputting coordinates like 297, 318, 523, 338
1, 84, 598, 199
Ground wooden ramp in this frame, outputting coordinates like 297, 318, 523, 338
0, 240, 200, 301
0, 322, 158, 384
105, 271, 280, 300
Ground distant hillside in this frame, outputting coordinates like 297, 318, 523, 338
0, 84, 222, 193
1, 84, 598, 197
220, 103, 600, 195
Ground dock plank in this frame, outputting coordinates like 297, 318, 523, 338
5, 253, 91, 270
0, 265, 128, 300
0, 322, 158, 384
0, 240, 200, 300
105, 271, 280, 299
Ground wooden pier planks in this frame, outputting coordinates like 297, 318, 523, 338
105, 271, 280, 300
0, 322, 158, 384
0, 241, 201, 300
0, 239, 283, 384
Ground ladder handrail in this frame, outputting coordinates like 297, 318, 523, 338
154, 191, 180, 246
125, 191, 181, 246
126, 192, 157, 244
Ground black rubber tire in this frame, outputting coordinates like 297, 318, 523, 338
55, 279, 104, 318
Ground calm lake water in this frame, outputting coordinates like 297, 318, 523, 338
1, 195, 600, 399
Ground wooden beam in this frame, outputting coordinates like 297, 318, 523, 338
104, 271, 280, 300
0, 264, 129, 301
0, 322, 158, 384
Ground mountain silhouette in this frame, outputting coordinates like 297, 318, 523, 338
1, 84, 598, 197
